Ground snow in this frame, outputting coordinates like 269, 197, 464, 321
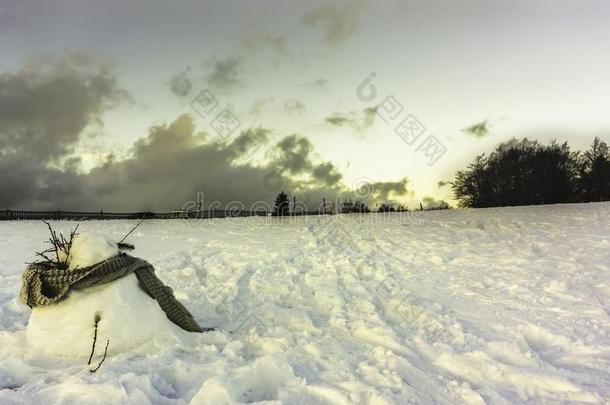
1, 202, 610, 404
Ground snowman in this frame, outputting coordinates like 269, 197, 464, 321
22, 232, 209, 358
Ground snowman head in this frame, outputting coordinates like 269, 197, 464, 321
64, 232, 120, 270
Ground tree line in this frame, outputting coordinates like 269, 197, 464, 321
272, 191, 449, 216
452, 137, 610, 208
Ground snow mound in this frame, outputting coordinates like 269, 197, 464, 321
190, 356, 302, 404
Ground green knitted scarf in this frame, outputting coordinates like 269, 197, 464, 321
20, 254, 207, 333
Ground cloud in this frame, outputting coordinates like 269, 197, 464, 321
300, 78, 328, 90
204, 54, 243, 92
312, 162, 342, 186
301, 0, 366, 44
362, 106, 378, 128
0, 53, 128, 162
78, 116, 278, 210
0, 154, 84, 209
340, 177, 412, 208
0, 114, 277, 210
462, 120, 491, 138
270, 134, 343, 188
240, 32, 286, 55
369, 178, 410, 201
272, 135, 314, 173
325, 114, 350, 126
325, 105, 378, 135
249, 98, 274, 116
228, 126, 271, 158
200, 31, 290, 95
0, 55, 413, 211
284, 99, 306, 114
0, 113, 350, 210
422, 196, 450, 210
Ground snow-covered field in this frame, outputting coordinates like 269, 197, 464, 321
1, 203, 610, 404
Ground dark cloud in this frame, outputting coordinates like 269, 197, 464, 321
0, 112, 350, 210
204, 54, 243, 92
78, 116, 276, 210
325, 105, 378, 135
462, 120, 491, 138
341, 177, 411, 208
0, 54, 413, 211
227, 126, 271, 158
301, 0, 366, 44
0, 113, 276, 210
369, 178, 409, 201
312, 162, 342, 185
0, 155, 81, 209
272, 135, 314, 174
83, 119, 349, 210
270, 134, 343, 188
0, 53, 128, 161
326, 114, 350, 126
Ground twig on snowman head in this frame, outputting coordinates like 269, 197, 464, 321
30, 221, 79, 269
117, 218, 145, 251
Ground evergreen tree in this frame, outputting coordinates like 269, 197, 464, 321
274, 191, 290, 216
578, 137, 610, 202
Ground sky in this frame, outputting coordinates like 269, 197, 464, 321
0, 0, 609, 211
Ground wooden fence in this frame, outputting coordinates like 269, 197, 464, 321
0, 209, 278, 221
0, 209, 423, 221
0, 210, 163, 221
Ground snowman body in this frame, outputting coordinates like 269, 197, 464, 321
25, 233, 183, 357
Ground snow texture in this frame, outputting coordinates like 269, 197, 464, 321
1, 202, 610, 404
